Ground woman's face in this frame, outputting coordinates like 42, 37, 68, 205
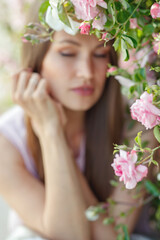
41, 30, 111, 111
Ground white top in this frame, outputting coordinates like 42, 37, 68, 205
0, 106, 85, 234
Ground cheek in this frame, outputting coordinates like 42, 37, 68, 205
95, 64, 108, 84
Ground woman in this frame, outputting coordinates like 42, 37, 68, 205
0, 1, 145, 240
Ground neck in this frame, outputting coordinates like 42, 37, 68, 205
64, 108, 85, 141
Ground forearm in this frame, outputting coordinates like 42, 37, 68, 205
39, 127, 91, 240
74, 165, 117, 240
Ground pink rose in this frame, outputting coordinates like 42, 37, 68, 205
79, 22, 91, 35
150, 3, 160, 19
92, 12, 107, 30
108, 66, 117, 73
71, 0, 107, 21
111, 150, 148, 189
130, 92, 160, 129
130, 18, 139, 29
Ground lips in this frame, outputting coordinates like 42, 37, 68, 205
71, 85, 94, 96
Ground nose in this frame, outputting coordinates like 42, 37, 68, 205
76, 57, 94, 82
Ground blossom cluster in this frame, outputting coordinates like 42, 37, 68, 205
111, 150, 148, 189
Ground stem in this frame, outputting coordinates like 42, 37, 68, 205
138, 154, 152, 165
123, 0, 143, 27
110, 0, 144, 40
152, 145, 160, 152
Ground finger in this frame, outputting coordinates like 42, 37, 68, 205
12, 72, 19, 94
15, 71, 30, 96
32, 79, 48, 100
24, 73, 40, 96
12, 68, 32, 93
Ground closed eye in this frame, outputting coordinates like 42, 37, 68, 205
94, 53, 108, 58
60, 52, 75, 57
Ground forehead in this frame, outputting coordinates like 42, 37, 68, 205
51, 30, 107, 49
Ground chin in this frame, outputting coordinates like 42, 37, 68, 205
63, 101, 96, 112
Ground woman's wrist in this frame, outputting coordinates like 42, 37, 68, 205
38, 121, 64, 140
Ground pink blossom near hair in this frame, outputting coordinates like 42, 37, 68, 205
92, 12, 107, 30
129, 18, 139, 29
70, 0, 107, 21
150, 3, 160, 19
108, 67, 117, 73
130, 92, 160, 129
79, 22, 91, 35
111, 150, 148, 189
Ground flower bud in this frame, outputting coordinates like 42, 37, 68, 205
79, 22, 90, 35
85, 206, 99, 221
108, 66, 117, 73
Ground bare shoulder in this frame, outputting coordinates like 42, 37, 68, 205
0, 133, 25, 170
0, 133, 28, 196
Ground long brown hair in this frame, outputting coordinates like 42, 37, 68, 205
22, 0, 123, 202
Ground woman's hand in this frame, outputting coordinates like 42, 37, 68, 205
12, 70, 67, 137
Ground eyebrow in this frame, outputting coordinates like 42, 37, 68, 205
58, 40, 106, 48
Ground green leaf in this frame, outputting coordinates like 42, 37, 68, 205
122, 35, 137, 48
134, 131, 142, 148
121, 38, 129, 61
57, 2, 71, 28
117, 10, 130, 24
110, 180, 119, 187
113, 37, 120, 51
116, 233, 124, 240
39, 0, 50, 25
108, 1, 116, 24
152, 160, 159, 167
122, 225, 130, 240
144, 180, 160, 197
119, 0, 130, 10
155, 205, 160, 221
133, 68, 146, 82
153, 126, 160, 143
114, 1, 122, 11
150, 66, 160, 73
120, 212, 126, 217
143, 24, 154, 36
103, 217, 114, 225
104, 18, 114, 29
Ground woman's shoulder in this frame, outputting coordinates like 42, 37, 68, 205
0, 132, 24, 165
0, 105, 24, 125
0, 106, 26, 166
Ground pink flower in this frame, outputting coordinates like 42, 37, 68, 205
79, 22, 91, 35
150, 3, 160, 19
92, 12, 107, 30
108, 66, 117, 73
130, 92, 160, 129
111, 150, 148, 189
102, 32, 109, 40
71, 0, 107, 21
130, 18, 139, 29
